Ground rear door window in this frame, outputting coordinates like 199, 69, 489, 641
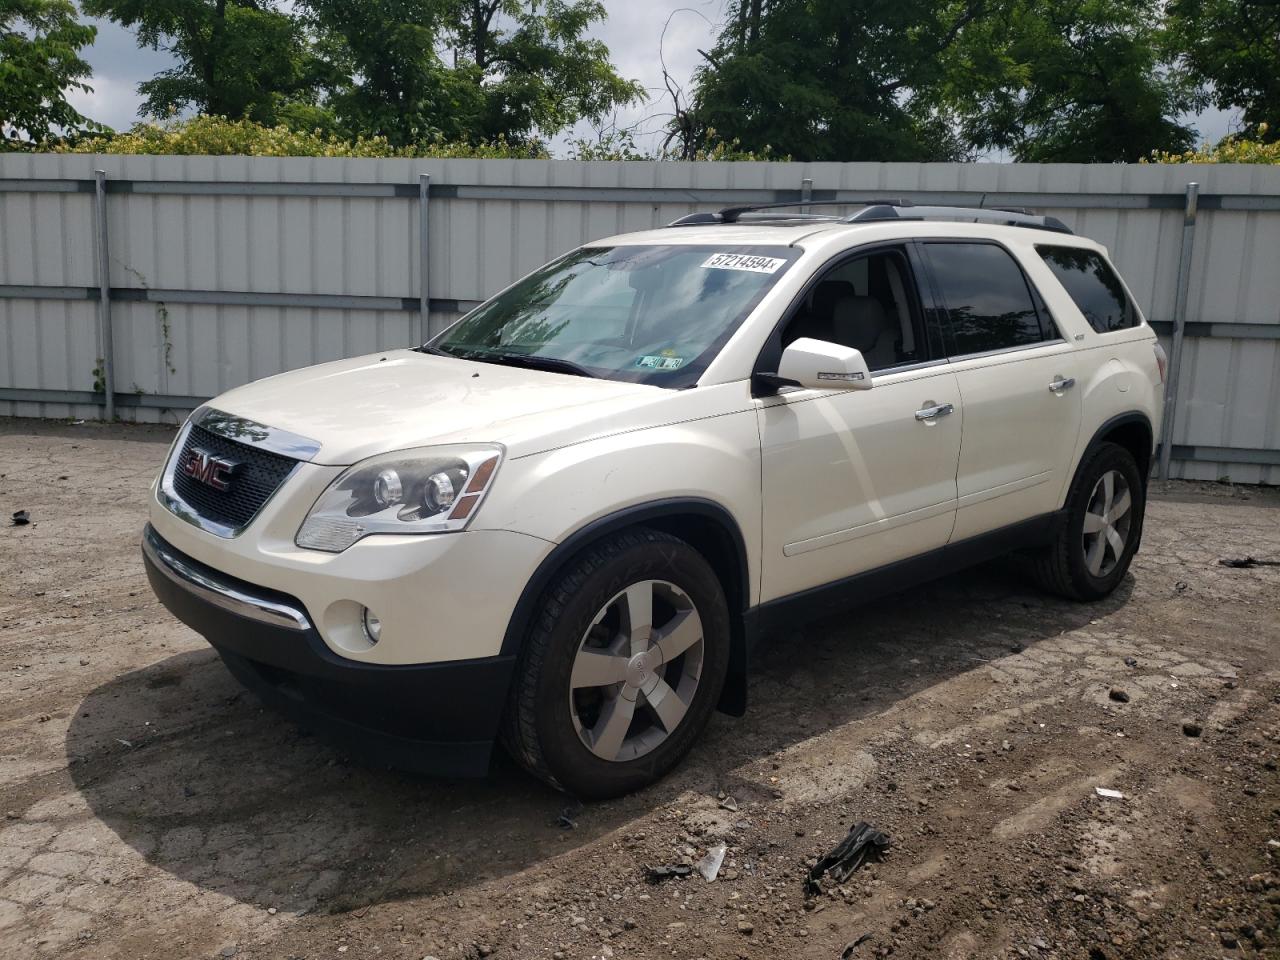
1037, 246, 1139, 333
923, 242, 1052, 357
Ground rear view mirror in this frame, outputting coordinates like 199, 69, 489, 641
773, 337, 873, 391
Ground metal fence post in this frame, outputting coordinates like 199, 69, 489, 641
418, 173, 431, 343
1157, 181, 1199, 480
93, 169, 115, 420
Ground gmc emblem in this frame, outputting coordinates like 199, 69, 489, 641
181, 448, 240, 492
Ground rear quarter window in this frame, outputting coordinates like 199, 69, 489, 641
1037, 246, 1140, 333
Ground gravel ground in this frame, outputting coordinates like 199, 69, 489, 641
1, 417, 1278, 960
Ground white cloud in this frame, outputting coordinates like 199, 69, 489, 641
562, 0, 726, 150
70, 14, 173, 131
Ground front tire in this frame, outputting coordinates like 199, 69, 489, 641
501, 528, 730, 799
1031, 442, 1146, 601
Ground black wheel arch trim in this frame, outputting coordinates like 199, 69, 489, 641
1078, 411, 1155, 480
498, 497, 753, 716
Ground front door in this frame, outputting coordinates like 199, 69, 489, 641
756, 245, 963, 603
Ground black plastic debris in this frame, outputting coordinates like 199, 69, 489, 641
1220, 556, 1280, 569
645, 863, 692, 883
804, 821, 891, 897
11, 510, 30, 526
555, 804, 581, 830
841, 932, 874, 958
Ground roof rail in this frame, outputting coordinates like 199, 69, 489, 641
847, 203, 1073, 234
668, 198, 913, 226
668, 199, 1073, 235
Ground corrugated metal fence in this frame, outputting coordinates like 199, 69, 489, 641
2, 153, 1278, 483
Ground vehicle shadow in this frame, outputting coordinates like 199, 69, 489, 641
65, 559, 1134, 916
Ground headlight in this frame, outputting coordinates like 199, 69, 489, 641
296, 444, 503, 552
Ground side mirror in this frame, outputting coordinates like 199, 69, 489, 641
772, 337, 873, 391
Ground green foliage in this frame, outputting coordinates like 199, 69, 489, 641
946, 0, 1198, 162
566, 127, 786, 162
672, 0, 975, 162
1165, 0, 1280, 139
297, 0, 644, 147
0, 0, 103, 147
79, 0, 320, 124
53, 114, 549, 157
1147, 124, 1280, 163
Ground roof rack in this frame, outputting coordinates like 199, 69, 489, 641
848, 203, 1073, 234
669, 199, 912, 226
668, 199, 1073, 235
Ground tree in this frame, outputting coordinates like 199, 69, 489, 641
948, 0, 1198, 161
299, 0, 643, 147
1166, 0, 1280, 139
0, 0, 101, 147
669, 0, 983, 162
299, 0, 481, 145
80, 0, 318, 124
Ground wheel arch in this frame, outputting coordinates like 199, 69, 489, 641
499, 498, 753, 716
1066, 412, 1154, 554
1080, 412, 1155, 483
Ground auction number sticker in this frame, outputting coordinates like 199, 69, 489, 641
636, 355, 685, 370
702, 252, 787, 274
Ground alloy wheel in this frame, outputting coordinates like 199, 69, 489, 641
568, 579, 704, 762
1082, 469, 1133, 578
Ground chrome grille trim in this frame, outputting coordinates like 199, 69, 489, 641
191, 406, 322, 461
159, 409, 307, 539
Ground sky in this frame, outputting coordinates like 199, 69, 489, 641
65, 0, 1237, 156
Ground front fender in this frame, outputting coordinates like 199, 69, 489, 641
475, 409, 762, 598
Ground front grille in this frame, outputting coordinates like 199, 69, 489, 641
170, 423, 297, 533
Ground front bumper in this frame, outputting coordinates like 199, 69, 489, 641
142, 525, 515, 776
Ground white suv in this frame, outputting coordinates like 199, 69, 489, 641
143, 202, 1165, 798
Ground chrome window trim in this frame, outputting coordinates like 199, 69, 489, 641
142, 527, 311, 631
867, 356, 952, 377
158, 413, 303, 539
944, 338, 1069, 363
191, 406, 322, 462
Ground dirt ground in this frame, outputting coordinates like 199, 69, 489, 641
0, 417, 1278, 960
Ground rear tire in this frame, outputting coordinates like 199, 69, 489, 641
1031, 442, 1145, 601
501, 528, 730, 799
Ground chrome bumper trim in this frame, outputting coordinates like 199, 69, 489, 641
142, 528, 312, 631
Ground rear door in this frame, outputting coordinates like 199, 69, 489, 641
919, 240, 1083, 543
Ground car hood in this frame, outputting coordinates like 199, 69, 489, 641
207, 350, 678, 465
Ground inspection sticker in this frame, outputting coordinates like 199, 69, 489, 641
702, 252, 787, 274
636, 355, 685, 370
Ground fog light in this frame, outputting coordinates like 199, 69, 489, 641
362, 607, 382, 644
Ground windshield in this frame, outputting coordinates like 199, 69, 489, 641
429, 244, 798, 387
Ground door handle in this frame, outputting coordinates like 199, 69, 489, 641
915, 402, 955, 421
1049, 376, 1076, 392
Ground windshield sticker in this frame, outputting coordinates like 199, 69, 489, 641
702, 252, 787, 274
636, 354, 685, 371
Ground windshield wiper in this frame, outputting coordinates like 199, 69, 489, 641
474, 352, 595, 378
